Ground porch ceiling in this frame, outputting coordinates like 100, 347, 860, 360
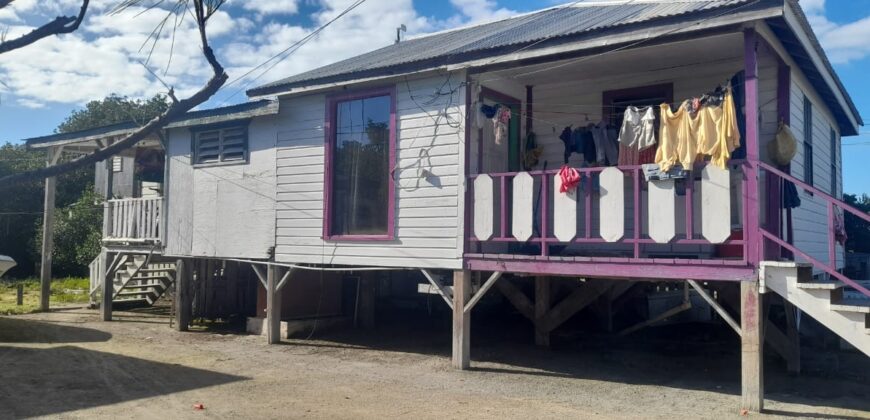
479, 32, 744, 87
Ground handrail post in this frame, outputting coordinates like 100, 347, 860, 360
744, 28, 762, 267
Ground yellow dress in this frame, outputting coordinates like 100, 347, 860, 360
656, 101, 696, 172
657, 88, 741, 171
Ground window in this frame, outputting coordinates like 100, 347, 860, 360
111, 156, 123, 173
191, 123, 249, 165
830, 127, 838, 197
802, 96, 813, 187
324, 88, 395, 240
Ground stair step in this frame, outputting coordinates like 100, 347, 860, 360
129, 276, 171, 281
797, 281, 842, 290
830, 299, 870, 314
113, 298, 149, 304
123, 284, 165, 291
117, 290, 156, 296
138, 268, 175, 273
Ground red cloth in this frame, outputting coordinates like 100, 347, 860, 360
558, 165, 581, 193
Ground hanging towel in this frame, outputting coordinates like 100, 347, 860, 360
493, 107, 511, 146
657, 101, 696, 172
559, 165, 581, 194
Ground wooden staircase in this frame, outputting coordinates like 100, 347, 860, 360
90, 253, 176, 307
761, 262, 870, 356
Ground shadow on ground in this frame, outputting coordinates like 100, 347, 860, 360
0, 316, 112, 343
0, 344, 247, 418
279, 306, 870, 418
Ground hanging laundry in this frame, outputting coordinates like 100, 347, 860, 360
558, 165, 581, 194
573, 126, 597, 165
656, 101, 696, 172
692, 87, 741, 169
559, 126, 574, 164
492, 106, 511, 146
783, 181, 801, 209
523, 132, 543, 170
617, 106, 657, 166
834, 208, 848, 246
591, 121, 619, 166
730, 71, 747, 160
641, 163, 688, 182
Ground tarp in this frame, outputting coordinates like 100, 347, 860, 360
0, 255, 16, 278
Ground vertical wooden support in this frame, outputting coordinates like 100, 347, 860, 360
101, 252, 114, 321
783, 301, 801, 374
741, 281, 764, 412
358, 274, 377, 329
452, 270, 471, 369
39, 149, 58, 312
16, 284, 23, 306
266, 265, 282, 344
744, 28, 761, 266
535, 276, 550, 347
174, 259, 192, 331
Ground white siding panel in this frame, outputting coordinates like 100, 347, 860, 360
274, 74, 465, 269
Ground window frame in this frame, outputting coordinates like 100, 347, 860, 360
322, 86, 397, 241
189, 120, 251, 167
802, 95, 814, 188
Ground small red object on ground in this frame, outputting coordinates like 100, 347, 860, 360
740, 409, 749, 416
193, 403, 205, 410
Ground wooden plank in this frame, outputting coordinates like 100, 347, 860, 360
541, 280, 612, 332
40, 169, 57, 312
473, 175, 494, 240
266, 265, 282, 344
741, 281, 764, 412
599, 167, 625, 242
553, 173, 578, 242
174, 259, 191, 332
512, 172, 534, 242
648, 179, 676, 243
452, 270, 471, 369
464, 271, 502, 313
701, 165, 731, 244
495, 279, 534, 321
535, 276, 550, 347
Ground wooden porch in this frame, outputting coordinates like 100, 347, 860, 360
102, 197, 165, 246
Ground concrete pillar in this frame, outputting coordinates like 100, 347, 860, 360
535, 276, 550, 346
741, 281, 764, 412
266, 265, 283, 344
174, 259, 192, 331
452, 270, 471, 369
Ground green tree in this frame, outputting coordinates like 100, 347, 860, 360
0, 94, 169, 278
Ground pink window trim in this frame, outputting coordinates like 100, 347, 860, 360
322, 85, 397, 241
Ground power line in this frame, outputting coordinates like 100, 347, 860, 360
217, 0, 368, 104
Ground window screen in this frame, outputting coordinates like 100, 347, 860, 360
328, 94, 392, 237
192, 125, 248, 165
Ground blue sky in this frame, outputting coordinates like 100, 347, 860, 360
1, 0, 868, 194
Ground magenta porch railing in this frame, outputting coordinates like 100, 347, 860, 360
757, 161, 870, 298
466, 161, 748, 265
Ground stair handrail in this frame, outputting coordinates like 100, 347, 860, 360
757, 160, 870, 299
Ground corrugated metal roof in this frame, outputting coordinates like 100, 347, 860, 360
24, 99, 277, 147
248, 0, 758, 96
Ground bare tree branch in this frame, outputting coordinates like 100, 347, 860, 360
0, 0, 228, 188
0, 0, 89, 55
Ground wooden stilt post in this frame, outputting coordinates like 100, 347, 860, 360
535, 276, 550, 347
358, 273, 377, 329
266, 265, 283, 344
741, 281, 764, 412
452, 270, 471, 369
39, 148, 59, 312
174, 259, 192, 331
101, 252, 115, 321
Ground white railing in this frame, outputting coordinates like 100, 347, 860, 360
88, 251, 104, 304
103, 197, 164, 243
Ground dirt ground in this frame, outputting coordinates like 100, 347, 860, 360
0, 305, 868, 420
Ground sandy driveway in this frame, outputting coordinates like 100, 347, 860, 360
0, 307, 868, 419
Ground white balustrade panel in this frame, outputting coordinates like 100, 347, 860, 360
648, 179, 676, 243
473, 175, 494, 240
553, 173, 577, 242
701, 166, 731, 244
512, 172, 534, 242
599, 167, 625, 243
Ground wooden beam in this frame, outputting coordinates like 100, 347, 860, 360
464, 271, 502, 314
535, 276, 550, 347
495, 279, 534, 321
741, 281, 764, 413
251, 264, 267, 288
540, 280, 612, 333
101, 252, 120, 321
452, 270, 471, 369
266, 265, 282, 344
39, 147, 60, 312
174, 259, 192, 332
783, 301, 801, 374
420, 269, 453, 310
687, 280, 742, 336
276, 267, 295, 291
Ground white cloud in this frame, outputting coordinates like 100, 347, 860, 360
236, 0, 300, 15
799, 0, 870, 64
0, 0, 521, 108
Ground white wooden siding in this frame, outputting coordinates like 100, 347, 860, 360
164, 116, 278, 259
789, 78, 845, 272
273, 74, 466, 269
